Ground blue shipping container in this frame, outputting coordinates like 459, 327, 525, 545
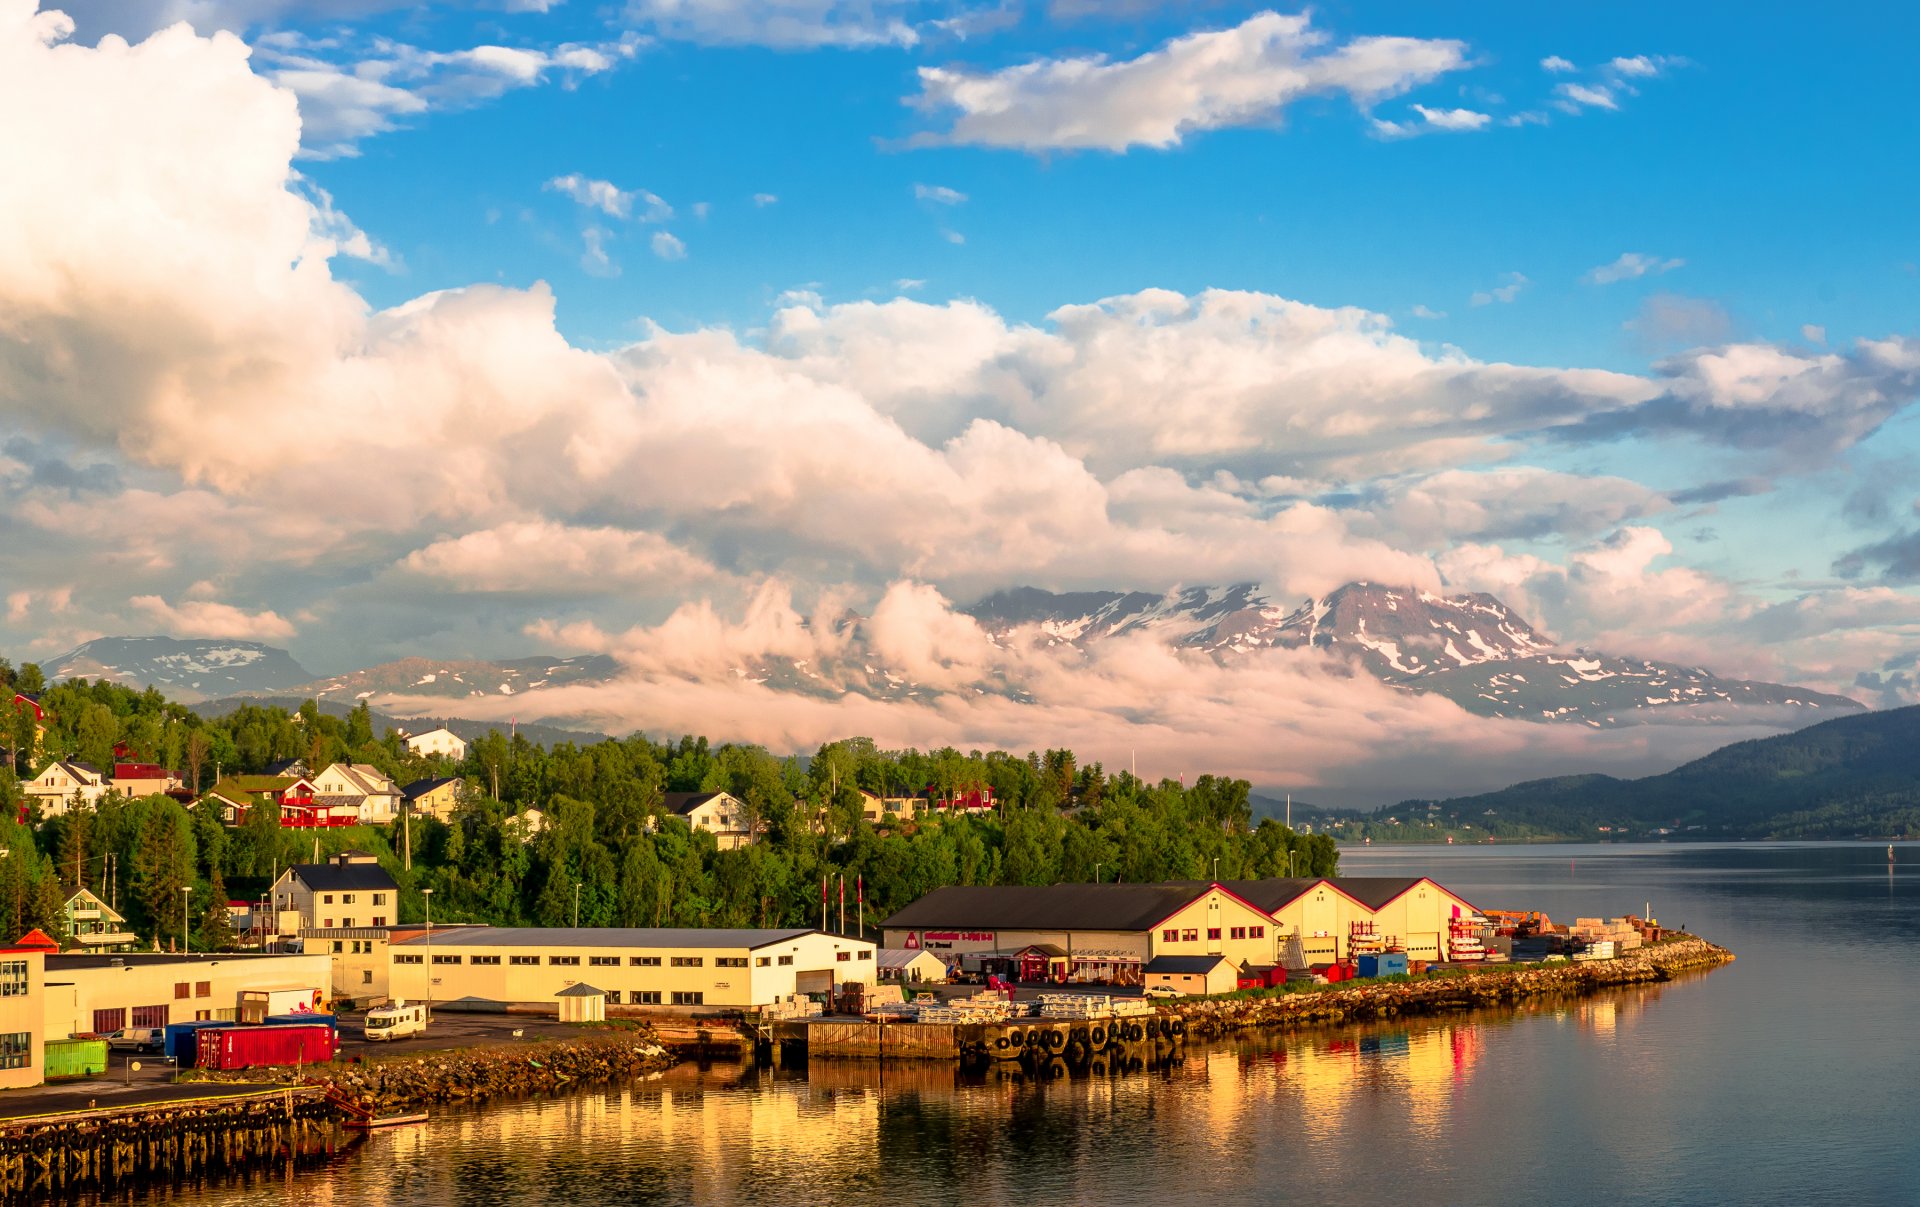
266, 1013, 338, 1032
1358, 953, 1410, 978
164, 1021, 232, 1064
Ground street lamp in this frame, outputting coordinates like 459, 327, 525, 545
422, 888, 433, 1018
1094, 863, 1102, 885
180, 885, 191, 953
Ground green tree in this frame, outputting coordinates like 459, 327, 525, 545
132, 800, 196, 946
197, 868, 235, 951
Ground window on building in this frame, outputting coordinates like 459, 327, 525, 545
836, 951, 851, 962
715, 957, 747, 968
196, 981, 210, 998
589, 956, 621, 967
1250, 926, 1265, 939
550, 955, 580, 966
361, 970, 374, 985
670, 991, 704, 1006
343, 918, 356, 928
93, 1008, 126, 1033
858, 950, 872, 960
0, 1033, 28, 1070
324, 919, 333, 928
373, 893, 386, 905
131, 1005, 168, 1028
1207, 928, 1222, 941
670, 956, 703, 968
1162, 928, 1178, 942
332, 941, 345, 954
778, 955, 793, 966
433, 954, 462, 965
174, 982, 190, 1000
396, 954, 423, 965
631, 991, 661, 1005
342, 894, 356, 905
470, 955, 501, 966
630, 956, 661, 967
756, 956, 771, 967
510, 955, 540, 966
0, 960, 26, 997
1181, 929, 1199, 942
323, 895, 334, 905
195, 1010, 212, 1021
1230, 927, 1247, 940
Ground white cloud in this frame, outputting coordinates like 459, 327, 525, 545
257, 30, 642, 156
400, 521, 723, 594
580, 227, 619, 276
753, 192, 779, 206
1540, 55, 1574, 72
650, 230, 687, 260
1802, 324, 1827, 344
1410, 103, 1490, 131
1554, 82, 1618, 111
622, 0, 925, 48
908, 11, 1469, 152
913, 182, 967, 205
1410, 304, 1445, 319
131, 595, 297, 640
1585, 251, 1685, 285
1470, 272, 1529, 305
1609, 55, 1660, 77
546, 173, 672, 222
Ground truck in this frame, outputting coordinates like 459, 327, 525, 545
196, 1023, 336, 1071
363, 1002, 428, 1041
239, 987, 325, 1024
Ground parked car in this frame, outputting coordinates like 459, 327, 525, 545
105, 1026, 164, 1053
1143, 985, 1181, 999
364, 1003, 428, 1041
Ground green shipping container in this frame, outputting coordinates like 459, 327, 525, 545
44, 1038, 108, 1081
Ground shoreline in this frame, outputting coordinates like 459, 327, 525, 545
1165, 936, 1732, 1038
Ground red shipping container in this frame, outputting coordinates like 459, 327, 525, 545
196, 1023, 336, 1071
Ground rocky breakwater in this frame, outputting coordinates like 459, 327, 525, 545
192, 1030, 676, 1115
1169, 936, 1733, 1039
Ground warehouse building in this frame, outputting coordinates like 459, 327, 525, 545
880, 882, 1283, 983
387, 927, 876, 1012
39, 951, 331, 1040
1193, 877, 1480, 963
0, 944, 47, 1090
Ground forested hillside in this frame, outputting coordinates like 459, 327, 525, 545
0, 659, 1335, 946
1340, 705, 1920, 841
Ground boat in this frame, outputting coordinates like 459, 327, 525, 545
346, 1111, 430, 1130
1447, 918, 1486, 963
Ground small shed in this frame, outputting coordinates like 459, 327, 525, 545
555, 983, 607, 1024
877, 948, 948, 984
1143, 954, 1238, 997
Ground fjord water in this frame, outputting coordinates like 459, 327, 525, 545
137, 844, 1915, 1207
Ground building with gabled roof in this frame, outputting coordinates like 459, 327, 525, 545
61, 885, 136, 949
22, 760, 108, 816
662, 791, 757, 850
312, 763, 402, 825
403, 726, 467, 761
401, 776, 463, 823
267, 851, 400, 943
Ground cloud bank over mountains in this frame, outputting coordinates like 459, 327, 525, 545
3, 3, 1919, 799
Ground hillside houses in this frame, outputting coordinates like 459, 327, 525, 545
21, 761, 109, 815
402, 725, 467, 760
401, 775, 463, 822
663, 791, 757, 850
311, 763, 403, 825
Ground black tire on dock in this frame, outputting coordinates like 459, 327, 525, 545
1170, 1018, 1186, 1036
1045, 1027, 1067, 1049
993, 1035, 1008, 1052
1089, 1025, 1107, 1047
1006, 1027, 1023, 1047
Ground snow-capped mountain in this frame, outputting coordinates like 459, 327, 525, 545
44, 637, 315, 701
280, 655, 620, 702
966, 582, 1864, 727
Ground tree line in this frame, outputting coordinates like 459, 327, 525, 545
0, 664, 1338, 946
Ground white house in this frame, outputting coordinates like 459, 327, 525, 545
312, 762, 403, 825
663, 791, 757, 850
22, 761, 109, 816
404, 726, 468, 761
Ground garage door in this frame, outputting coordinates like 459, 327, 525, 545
795, 970, 835, 996
1406, 933, 1441, 960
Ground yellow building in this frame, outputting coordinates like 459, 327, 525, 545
880, 883, 1281, 983
0, 948, 46, 1090
1205, 877, 1480, 962
388, 928, 876, 1011
401, 776, 464, 823
39, 952, 331, 1039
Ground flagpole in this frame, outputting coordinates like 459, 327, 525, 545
838, 874, 846, 936
858, 874, 864, 940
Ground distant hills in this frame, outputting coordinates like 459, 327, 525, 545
45, 637, 315, 699
970, 582, 1862, 728
1343, 704, 1920, 840
188, 696, 610, 750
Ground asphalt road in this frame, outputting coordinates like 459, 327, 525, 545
330, 1010, 601, 1060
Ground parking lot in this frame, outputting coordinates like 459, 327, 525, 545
329, 1010, 601, 1060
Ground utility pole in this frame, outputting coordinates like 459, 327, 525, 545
573, 881, 581, 928
180, 885, 191, 954
403, 806, 412, 872
423, 888, 434, 1018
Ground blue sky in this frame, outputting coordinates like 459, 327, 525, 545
4, 0, 1919, 796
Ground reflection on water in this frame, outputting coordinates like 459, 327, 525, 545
83, 844, 1920, 1206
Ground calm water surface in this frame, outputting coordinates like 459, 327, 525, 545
101, 843, 1920, 1206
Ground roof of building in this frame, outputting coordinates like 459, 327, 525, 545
1144, 954, 1233, 974
60, 885, 125, 920
662, 791, 730, 816
285, 861, 398, 892
391, 926, 847, 951
262, 759, 309, 777
317, 763, 397, 796
402, 777, 460, 800
408, 726, 462, 741
554, 983, 606, 997
880, 883, 1214, 933
11, 928, 59, 953
44, 951, 321, 970
1165, 877, 1452, 913
877, 948, 945, 969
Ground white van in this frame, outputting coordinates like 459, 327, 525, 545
364, 1002, 428, 1041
